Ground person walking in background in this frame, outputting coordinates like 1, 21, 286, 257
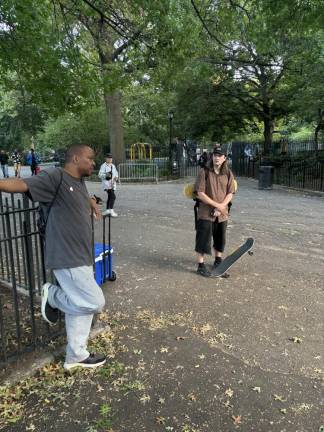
0, 144, 106, 370
11, 149, 21, 178
27, 148, 40, 176
198, 151, 209, 168
99, 153, 119, 217
0, 150, 9, 178
194, 147, 236, 277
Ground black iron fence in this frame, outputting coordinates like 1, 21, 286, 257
233, 155, 324, 192
274, 159, 324, 191
0, 192, 66, 366
0, 193, 113, 366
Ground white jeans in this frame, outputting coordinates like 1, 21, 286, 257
48, 266, 105, 363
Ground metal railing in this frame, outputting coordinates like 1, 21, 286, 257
0, 193, 114, 366
118, 162, 159, 183
233, 156, 324, 192
274, 159, 324, 191
0, 192, 65, 365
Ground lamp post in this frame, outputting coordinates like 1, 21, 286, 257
167, 110, 174, 172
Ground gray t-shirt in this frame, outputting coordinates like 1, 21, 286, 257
24, 167, 92, 270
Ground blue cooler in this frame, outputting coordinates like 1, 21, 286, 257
94, 242, 114, 285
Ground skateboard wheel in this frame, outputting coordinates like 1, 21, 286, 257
248, 251, 254, 256
109, 271, 117, 281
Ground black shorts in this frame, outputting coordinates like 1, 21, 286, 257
195, 219, 228, 255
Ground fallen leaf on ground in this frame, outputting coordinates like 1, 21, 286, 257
200, 323, 212, 335
232, 415, 242, 425
225, 388, 234, 398
187, 392, 197, 401
273, 394, 286, 402
139, 394, 151, 404
290, 336, 302, 343
156, 416, 166, 425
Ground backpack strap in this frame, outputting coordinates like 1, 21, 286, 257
194, 168, 209, 230
44, 168, 64, 225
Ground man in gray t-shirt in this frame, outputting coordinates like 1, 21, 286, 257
0, 145, 106, 370
25, 166, 93, 270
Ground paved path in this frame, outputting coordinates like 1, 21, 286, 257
1, 178, 323, 432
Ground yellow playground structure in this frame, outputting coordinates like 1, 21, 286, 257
130, 143, 153, 161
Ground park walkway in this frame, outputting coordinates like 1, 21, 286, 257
1, 178, 323, 431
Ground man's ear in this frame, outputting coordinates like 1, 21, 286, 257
72, 154, 79, 164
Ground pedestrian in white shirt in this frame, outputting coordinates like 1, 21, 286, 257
98, 153, 119, 217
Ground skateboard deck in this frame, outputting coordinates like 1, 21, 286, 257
212, 237, 254, 278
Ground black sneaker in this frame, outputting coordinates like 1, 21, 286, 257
41, 283, 59, 325
213, 257, 222, 269
64, 353, 106, 370
197, 264, 211, 277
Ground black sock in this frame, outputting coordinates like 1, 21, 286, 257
214, 257, 222, 265
198, 263, 205, 268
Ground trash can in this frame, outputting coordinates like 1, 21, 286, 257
258, 165, 274, 190
94, 242, 116, 284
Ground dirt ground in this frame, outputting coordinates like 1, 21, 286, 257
0, 177, 323, 432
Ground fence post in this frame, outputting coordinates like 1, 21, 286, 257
23, 220, 37, 348
302, 164, 306, 189
5, 210, 22, 353
0, 295, 8, 363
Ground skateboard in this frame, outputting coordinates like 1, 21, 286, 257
212, 237, 254, 278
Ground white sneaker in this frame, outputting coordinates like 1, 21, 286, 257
41, 283, 59, 325
110, 210, 118, 217
102, 209, 111, 216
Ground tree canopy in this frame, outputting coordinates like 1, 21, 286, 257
0, 0, 323, 156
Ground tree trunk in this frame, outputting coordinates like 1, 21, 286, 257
104, 91, 125, 165
263, 117, 274, 157
262, 99, 274, 157
96, 21, 125, 165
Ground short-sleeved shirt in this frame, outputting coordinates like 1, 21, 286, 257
0, 154, 9, 164
24, 167, 92, 270
11, 153, 21, 164
195, 167, 235, 222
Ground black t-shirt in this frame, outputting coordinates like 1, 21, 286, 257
0, 154, 9, 164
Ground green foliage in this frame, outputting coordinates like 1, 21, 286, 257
36, 106, 109, 157
0, 0, 99, 114
94, 403, 113, 431
290, 127, 314, 141
123, 84, 174, 148
0, 0, 323, 153
0, 89, 45, 150
188, 0, 324, 152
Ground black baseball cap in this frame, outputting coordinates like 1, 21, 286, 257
212, 147, 227, 156
106, 153, 112, 158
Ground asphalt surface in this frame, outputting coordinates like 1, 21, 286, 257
1, 177, 323, 432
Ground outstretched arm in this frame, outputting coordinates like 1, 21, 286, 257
0, 178, 28, 193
